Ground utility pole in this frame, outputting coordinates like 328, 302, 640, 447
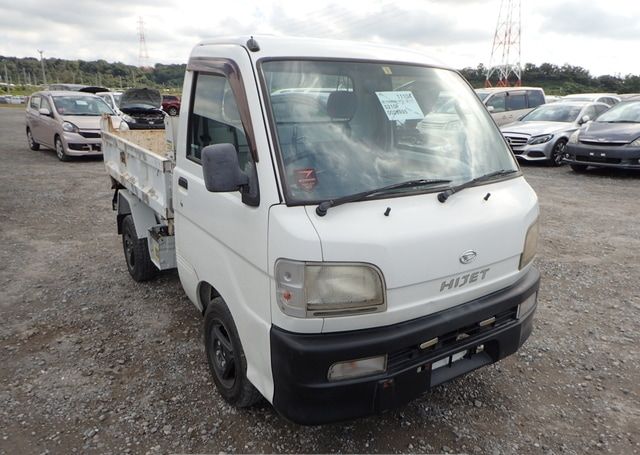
3, 63, 10, 94
23, 68, 27, 86
37, 49, 47, 86
485, 0, 522, 87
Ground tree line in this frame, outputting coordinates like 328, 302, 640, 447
2, 56, 640, 95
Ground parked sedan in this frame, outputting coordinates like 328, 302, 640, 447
120, 88, 165, 129
564, 100, 640, 172
25, 91, 115, 161
500, 101, 609, 165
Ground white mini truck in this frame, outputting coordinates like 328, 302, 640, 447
103, 36, 540, 425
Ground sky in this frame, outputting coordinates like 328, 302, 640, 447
0, 0, 639, 77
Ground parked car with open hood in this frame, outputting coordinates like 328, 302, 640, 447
120, 88, 165, 129
25, 90, 115, 161
501, 101, 609, 165
564, 99, 640, 172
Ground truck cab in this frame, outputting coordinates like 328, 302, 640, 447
105, 36, 540, 424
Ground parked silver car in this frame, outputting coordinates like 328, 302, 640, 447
561, 93, 620, 107
500, 101, 609, 165
25, 91, 115, 161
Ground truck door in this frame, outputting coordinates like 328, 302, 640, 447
172, 48, 276, 397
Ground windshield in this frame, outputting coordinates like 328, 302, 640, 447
596, 101, 640, 123
52, 95, 114, 116
261, 60, 517, 203
521, 104, 582, 122
475, 91, 490, 101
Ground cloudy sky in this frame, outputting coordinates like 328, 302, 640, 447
0, 0, 639, 76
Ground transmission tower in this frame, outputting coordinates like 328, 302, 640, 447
137, 16, 150, 68
485, 0, 521, 87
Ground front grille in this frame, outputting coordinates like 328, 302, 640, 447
503, 134, 528, 150
579, 140, 626, 147
387, 305, 518, 373
79, 131, 101, 139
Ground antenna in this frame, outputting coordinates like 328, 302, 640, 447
485, 0, 521, 87
137, 16, 150, 68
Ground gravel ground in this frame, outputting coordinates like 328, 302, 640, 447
0, 106, 639, 455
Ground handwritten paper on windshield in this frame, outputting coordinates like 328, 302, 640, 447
375, 91, 424, 121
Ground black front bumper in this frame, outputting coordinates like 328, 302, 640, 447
564, 143, 640, 169
270, 267, 540, 425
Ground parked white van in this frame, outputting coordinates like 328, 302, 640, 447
475, 87, 546, 126
103, 36, 540, 424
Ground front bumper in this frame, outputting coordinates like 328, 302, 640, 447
62, 131, 102, 156
510, 141, 554, 161
270, 267, 540, 425
564, 143, 640, 169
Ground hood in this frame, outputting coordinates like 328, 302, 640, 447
61, 115, 103, 129
120, 88, 162, 109
501, 121, 574, 136
79, 86, 110, 94
579, 121, 640, 143
301, 176, 538, 332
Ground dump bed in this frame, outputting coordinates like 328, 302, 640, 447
101, 116, 175, 221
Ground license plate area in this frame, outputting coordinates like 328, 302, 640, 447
432, 349, 469, 370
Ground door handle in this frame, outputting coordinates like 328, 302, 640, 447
178, 177, 188, 189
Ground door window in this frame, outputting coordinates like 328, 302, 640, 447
486, 92, 506, 112
506, 93, 527, 111
40, 97, 52, 113
188, 73, 251, 170
526, 90, 545, 108
29, 96, 41, 110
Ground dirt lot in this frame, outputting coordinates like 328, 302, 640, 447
0, 106, 639, 455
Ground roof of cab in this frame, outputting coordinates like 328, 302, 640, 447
193, 35, 447, 68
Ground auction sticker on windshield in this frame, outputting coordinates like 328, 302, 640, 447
375, 91, 424, 121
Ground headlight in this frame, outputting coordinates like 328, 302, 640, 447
519, 218, 539, 270
122, 114, 136, 123
568, 130, 580, 144
62, 121, 79, 133
527, 134, 553, 145
275, 260, 386, 318
630, 137, 640, 147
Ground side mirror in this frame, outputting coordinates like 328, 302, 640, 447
487, 106, 495, 113
201, 143, 248, 192
579, 115, 590, 124
38, 107, 51, 116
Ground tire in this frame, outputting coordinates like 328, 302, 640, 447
570, 163, 588, 173
55, 136, 69, 162
204, 296, 261, 407
549, 139, 567, 167
167, 106, 178, 116
27, 128, 40, 151
121, 215, 158, 282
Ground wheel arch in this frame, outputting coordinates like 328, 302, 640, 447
198, 281, 221, 316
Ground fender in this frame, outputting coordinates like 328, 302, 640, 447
116, 189, 157, 239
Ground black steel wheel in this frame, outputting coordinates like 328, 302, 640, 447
204, 295, 261, 407
121, 214, 157, 282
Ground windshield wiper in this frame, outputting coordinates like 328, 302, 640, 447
437, 169, 519, 203
315, 179, 451, 216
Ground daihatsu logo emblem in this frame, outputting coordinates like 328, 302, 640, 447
459, 250, 477, 264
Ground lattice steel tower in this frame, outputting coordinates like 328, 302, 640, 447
485, 0, 521, 87
137, 16, 150, 68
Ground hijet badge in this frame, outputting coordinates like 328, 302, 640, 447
295, 168, 318, 191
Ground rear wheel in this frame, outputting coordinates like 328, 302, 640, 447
121, 215, 157, 282
27, 128, 40, 151
204, 295, 261, 407
167, 106, 178, 116
55, 136, 69, 162
570, 163, 588, 173
549, 139, 567, 166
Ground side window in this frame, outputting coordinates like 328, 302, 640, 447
30, 96, 41, 110
40, 97, 52, 112
506, 92, 527, 111
594, 104, 609, 117
188, 73, 251, 170
527, 90, 545, 108
486, 92, 506, 113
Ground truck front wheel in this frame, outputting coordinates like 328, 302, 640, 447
204, 296, 261, 407
121, 215, 158, 282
